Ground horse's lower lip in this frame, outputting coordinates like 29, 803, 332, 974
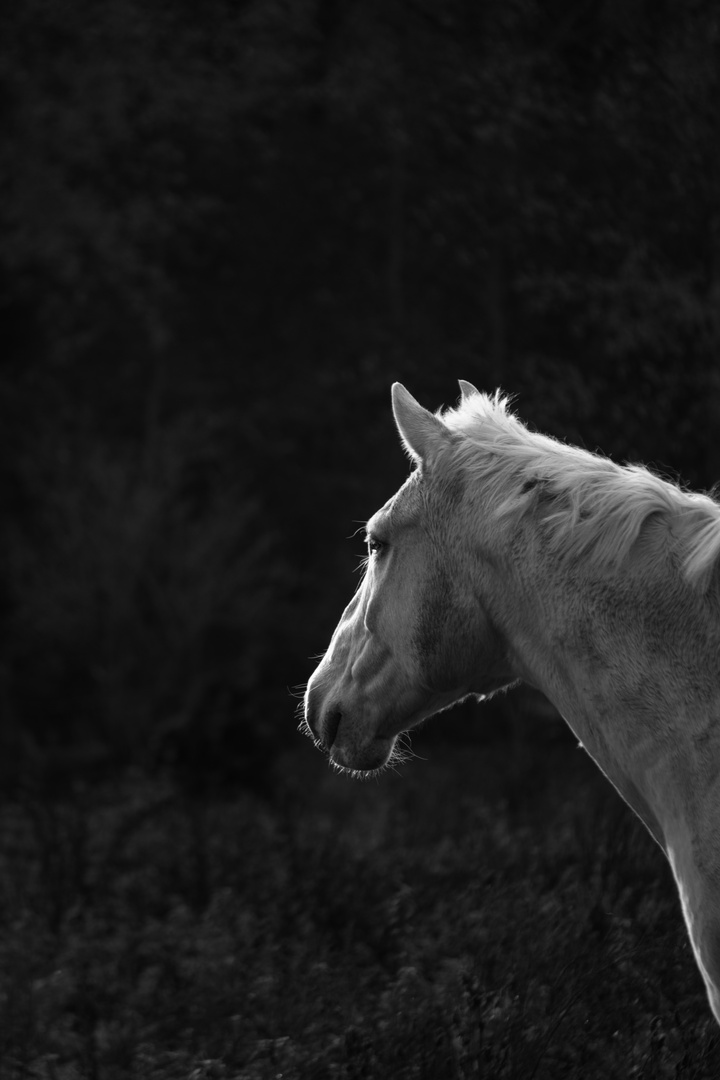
330, 735, 395, 772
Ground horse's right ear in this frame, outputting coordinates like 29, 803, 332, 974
391, 383, 449, 464
458, 379, 480, 400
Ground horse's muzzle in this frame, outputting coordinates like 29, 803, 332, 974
304, 685, 342, 751
304, 684, 395, 771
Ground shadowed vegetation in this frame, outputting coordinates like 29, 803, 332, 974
1, 731, 719, 1078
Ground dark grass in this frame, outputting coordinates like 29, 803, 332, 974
1, 727, 718, 1079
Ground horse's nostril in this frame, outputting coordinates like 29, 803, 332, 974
324, 706, 342, 749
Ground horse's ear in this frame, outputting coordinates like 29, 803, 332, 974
458, 379, 480, 400
391, 383, 448, 464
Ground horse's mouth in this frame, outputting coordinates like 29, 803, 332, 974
328, 732, 397, 774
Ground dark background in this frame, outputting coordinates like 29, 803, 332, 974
2, 0, 718, 779
2, 2, 720, 1074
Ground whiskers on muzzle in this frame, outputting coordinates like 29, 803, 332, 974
389, 731, 423, 768
294, 695, 319, 747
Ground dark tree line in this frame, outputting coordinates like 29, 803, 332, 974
1, 0, 718, 769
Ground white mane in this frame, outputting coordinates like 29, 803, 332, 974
440, 392, 720, 590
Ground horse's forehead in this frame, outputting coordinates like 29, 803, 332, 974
388, 473, 425, 524
374, 466, 466, 533
366, 474, 417, 529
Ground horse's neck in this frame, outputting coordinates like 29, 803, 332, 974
500, 550, 720, 833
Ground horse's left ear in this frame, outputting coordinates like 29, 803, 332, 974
391, 383, 449, 464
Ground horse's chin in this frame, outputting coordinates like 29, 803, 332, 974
329, 734, 397, 775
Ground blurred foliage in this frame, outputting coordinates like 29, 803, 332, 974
0, 741, 718, 1077
3, 398, 286, 770
0, 0, 719, 763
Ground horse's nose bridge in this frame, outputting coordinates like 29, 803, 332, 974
349, 625, 391, 685
324, 587, 368, 666
306, 610, 370, 712
363, 582, 381, 634
304, 584, 401, 747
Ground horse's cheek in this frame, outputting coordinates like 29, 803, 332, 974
446, 605, 491, 685
414, 573, 475, 690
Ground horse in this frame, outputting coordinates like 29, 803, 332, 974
303, 380, 720, 1024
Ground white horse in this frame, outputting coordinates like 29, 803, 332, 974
303, 381, 720, 1024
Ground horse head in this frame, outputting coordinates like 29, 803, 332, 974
303, 382, 514, 774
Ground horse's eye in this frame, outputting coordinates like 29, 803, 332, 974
367, 536, 386, 557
